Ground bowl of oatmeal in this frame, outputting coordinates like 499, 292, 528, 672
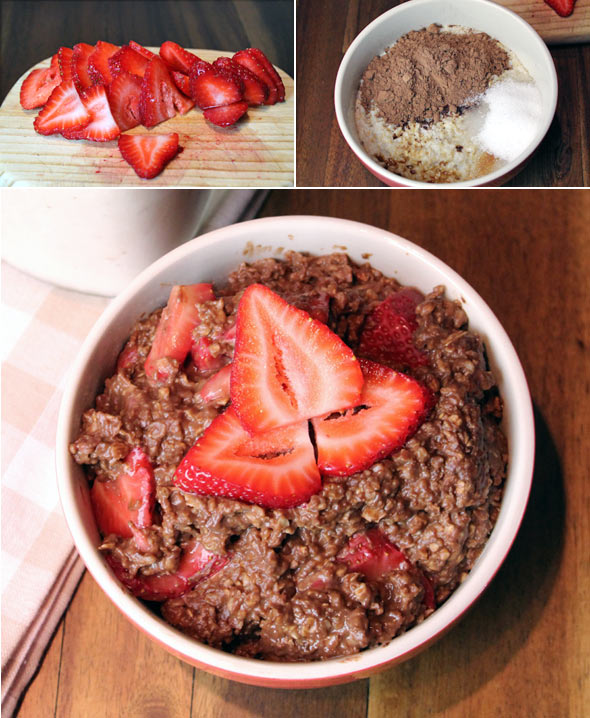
56, 215, 535, 686
334, 0, 558, 187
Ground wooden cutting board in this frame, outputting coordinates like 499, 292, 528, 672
0, 49, 293, 187
491, 0, 590, 44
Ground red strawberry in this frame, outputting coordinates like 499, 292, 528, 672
171, 71, 191, 96
247, 47, 285, 102
144, 283, 215, 380
108, 45, 150, 79
199, 364, 232, 405
19, 66, 61, 110
88, 40, 119, 85
230, 284, 363, 433
174, 407, 321, 509
233, 49, 277, 105
139, 56, 195, 127
105, 537, 228, 601
33, 80, 91, 135
71, 42, 95, 91
62, 84, 120, 141
57, 47, 74, 82
191, 336, 227, 371
90, 447, 155, 538
190, 68, 243, 109
117, 340, 140, 372
358, 291, 428, 370
213, 57, 267, 106
282, 291, 330, 324
128, 40, 157, 60
106, 70, 143, 131
50, 53, 59, 69
187, 58, 213, 83
203, 101, 249, 127
119, 133, 181, 179
160, 41, 203, 74
544, 0, 575, 16
312, 359, 429, 477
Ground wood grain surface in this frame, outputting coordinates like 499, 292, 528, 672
16, 189, 590, 718
490, 0, 590, 44
0, 50, 293, 187
297, 0, 590, 188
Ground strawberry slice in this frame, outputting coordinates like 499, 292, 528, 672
171, 71, 191, 96
199, 364, 232, 405
358, 290, 428, 370
108, 45, 150, 79
19, 66, 61, 110
105, 537, 229, 601
203, 101, 249, 127
90, 447, 155, 538
62, 84, 120, 141
213, 57, 268, 106
33, 80, 91, 135
338, 529, 435, 608
57, 47, 74, 82
106, 70, 143, 131
312, 359, 429, 477
190, 68, 243, 109
247, 47, 285, 102
160, 41, 203, 74
233, 49, 277, 105
191, 336, 227, 371
174, 407, 321, 509
144, 283, 215, 380
544, 0, 575, 16
118, 133, 181, 179
88, 41, 119, 85
139, 56, 195, 127
71, 42, 95, 91
230, 284, 363, 433
50, 53, 59, 69
129, 40, 157, 60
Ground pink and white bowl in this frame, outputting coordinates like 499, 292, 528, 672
334, 0, 558, 188
56, 216, 535, 687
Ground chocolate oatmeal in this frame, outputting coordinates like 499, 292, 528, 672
70, 252, 507, 661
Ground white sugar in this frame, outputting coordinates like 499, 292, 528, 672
475, 79, 543, 162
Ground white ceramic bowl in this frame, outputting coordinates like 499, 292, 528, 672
56, 215, 535, 687
334, 0, 558, 187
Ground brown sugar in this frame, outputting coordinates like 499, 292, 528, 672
360, 24, 510, 127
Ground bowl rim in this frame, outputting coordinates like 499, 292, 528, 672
334, 0, 558, 188
56, 215, 535, 684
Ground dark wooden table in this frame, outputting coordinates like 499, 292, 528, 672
16, 188, 589, 717
0, 0, 294, 103
297, 0, 590, 187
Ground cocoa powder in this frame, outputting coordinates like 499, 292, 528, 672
360, 24, 510, 126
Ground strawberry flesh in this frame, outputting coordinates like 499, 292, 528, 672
106, 70, 143, 131
88, 41, 119, 85
109, 45, 150, 79
57, 47, 74, 82
20, 66, 61, 110
174, 407, 321, 509
171, 71, 191, 96
33, 80, 91, 135
90, 447, 155, 538
191, 336, 227, 371
71, 43, 95, 91
160, 41, 203, 74
144, 283, 215, 380
544, 0, 575, 16
312, 359, 430, 477
139, 56, 195, 128
231, 284, 364, 433
233, 49, 278, 105
119, 133, 181, 179
62, 84, 120, 141
128, 40, 157, 60
199, 364, 232, 405
190, 68, 243, 109
247, 47, 285, 102
203, 101, 249, 127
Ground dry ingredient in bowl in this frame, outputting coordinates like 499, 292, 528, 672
355, 24, 543, 183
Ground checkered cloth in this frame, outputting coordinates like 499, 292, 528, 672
1, 188, 266, 716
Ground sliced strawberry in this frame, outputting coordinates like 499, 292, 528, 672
19, 66, 61, 110
90, 447, 155, 538
171, 71, 191, 96
128, 40, 157, 60
62, 84, 120, 141
88, 41, 119, 85
233, 49, 277, 105
108, 45, 150, 79
50, 53, 59, 69
203, 101, 249, 127
57, 47, 74, 82
160, 41, 202, 74
71, 42, 95, 91
544, 0, 575, 16
174, 407, 321, 509
199, 364, 232, 405
312, 359, 429, 477
118, 133, 181, 179
247, 47, 285, 102
282, 291, 330, 324
187, 58, 213, 84
144, 283, 215, 380
139, 56, 195, 127
212, 57, 268, 106
358, 291, 428, 370
191, 336, 226, 371
105, 537, 228, 601
190, 68, 243, 109
106, 70, 143, 131
231, 284, 363, 433
33, 80, 91, 135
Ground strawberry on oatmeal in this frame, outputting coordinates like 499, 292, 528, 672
70, 252, 507, 661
